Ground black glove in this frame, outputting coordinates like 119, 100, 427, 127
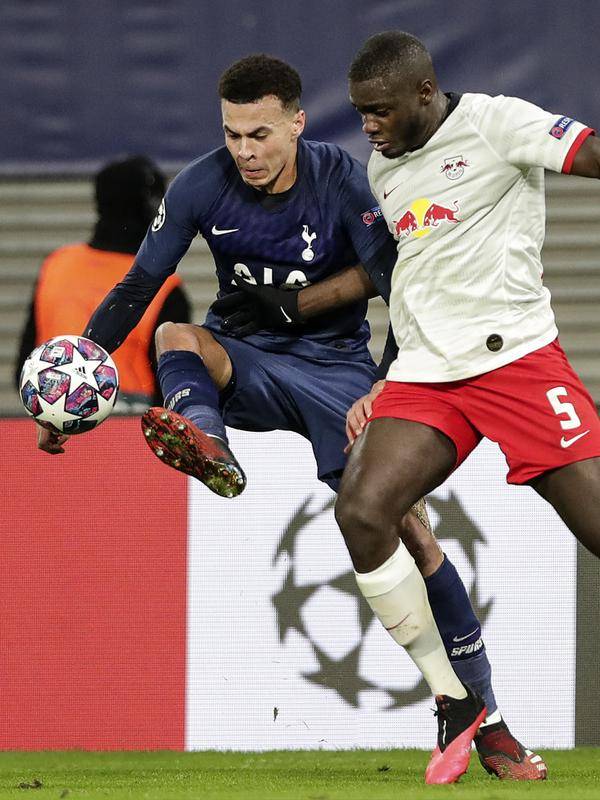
210, 278, 302, 337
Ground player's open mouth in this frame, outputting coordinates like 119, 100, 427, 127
369, 140, 391, 153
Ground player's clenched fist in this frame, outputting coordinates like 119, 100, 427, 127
37, 425, 69, 454
345, 379, 386, 451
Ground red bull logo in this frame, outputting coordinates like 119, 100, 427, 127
394, 197, 461, 239
441, 155, 469, 180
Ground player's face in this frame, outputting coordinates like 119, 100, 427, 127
222, 96, 305, 194
350, 75, 435, 159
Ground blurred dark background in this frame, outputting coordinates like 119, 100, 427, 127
1, 0, 598, 173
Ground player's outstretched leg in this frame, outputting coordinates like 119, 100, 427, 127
142, 407, 245, 498
146, 323, 246, 497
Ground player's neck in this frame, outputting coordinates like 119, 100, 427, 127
419, 91, 450, 149
262, 149, 298, 195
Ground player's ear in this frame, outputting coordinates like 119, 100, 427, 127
419, 79, 435, 105
291, 110, 306, 140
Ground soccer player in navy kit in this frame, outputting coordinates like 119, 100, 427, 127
37, 55, 542, 782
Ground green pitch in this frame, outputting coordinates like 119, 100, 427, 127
0, 749, 598, 799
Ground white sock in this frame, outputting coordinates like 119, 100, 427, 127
480, 710, 502, 727
355, 542, 467, 699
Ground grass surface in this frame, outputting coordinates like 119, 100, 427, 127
0, 749, 598, 799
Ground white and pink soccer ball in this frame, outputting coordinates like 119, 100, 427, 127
19, 335, 119, 434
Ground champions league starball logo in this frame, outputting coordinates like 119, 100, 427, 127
271, 493, 493, 710
152, 198, 166, 231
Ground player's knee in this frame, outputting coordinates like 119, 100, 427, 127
155, 322, 212, 359
156, 321, 191, 353
335, 489, 385, 563
335, 488, 368, 536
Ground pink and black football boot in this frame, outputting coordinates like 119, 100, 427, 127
425, 684, 486, 784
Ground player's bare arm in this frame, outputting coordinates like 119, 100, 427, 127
569, 133, 600, 178
297, 263, 377, 317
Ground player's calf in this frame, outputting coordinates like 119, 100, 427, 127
141, 407, 246, 498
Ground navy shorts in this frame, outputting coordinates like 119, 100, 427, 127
208, 330, 376, 490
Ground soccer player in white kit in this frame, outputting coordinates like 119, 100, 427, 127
334, 30, 600, 784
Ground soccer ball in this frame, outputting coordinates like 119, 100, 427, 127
19, 335, 119, 434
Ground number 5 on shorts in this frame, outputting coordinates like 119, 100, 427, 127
546, 386, 582, 430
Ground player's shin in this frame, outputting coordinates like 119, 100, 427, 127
157, 349, 227, 441
355, 541, 467, 698
425, 554, 499, 722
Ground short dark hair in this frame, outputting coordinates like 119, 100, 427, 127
218, 54, 302, 112
349, 31, 431, 83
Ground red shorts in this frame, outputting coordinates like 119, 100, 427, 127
370, 339, 600, 484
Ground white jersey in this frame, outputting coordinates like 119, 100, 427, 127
368, 92, 593, 382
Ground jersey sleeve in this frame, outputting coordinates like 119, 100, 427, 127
337, 152, 392, 264
334, 151, 397, 300
136, 153, 225, 279
473, 94, 595, 174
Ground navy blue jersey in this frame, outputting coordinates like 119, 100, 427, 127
136, 138, 390, 354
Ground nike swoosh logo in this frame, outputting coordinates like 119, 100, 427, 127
452, 628, 479, 643
211, 225, 240, 236
383, 184, 401, 200
280, 306, 292, 323
561, 430, 590, 448
385, 613, 410, 632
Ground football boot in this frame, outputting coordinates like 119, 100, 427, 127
425, 684, 486, 784
475, 719, 547, 780
141, 407, 246, 498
